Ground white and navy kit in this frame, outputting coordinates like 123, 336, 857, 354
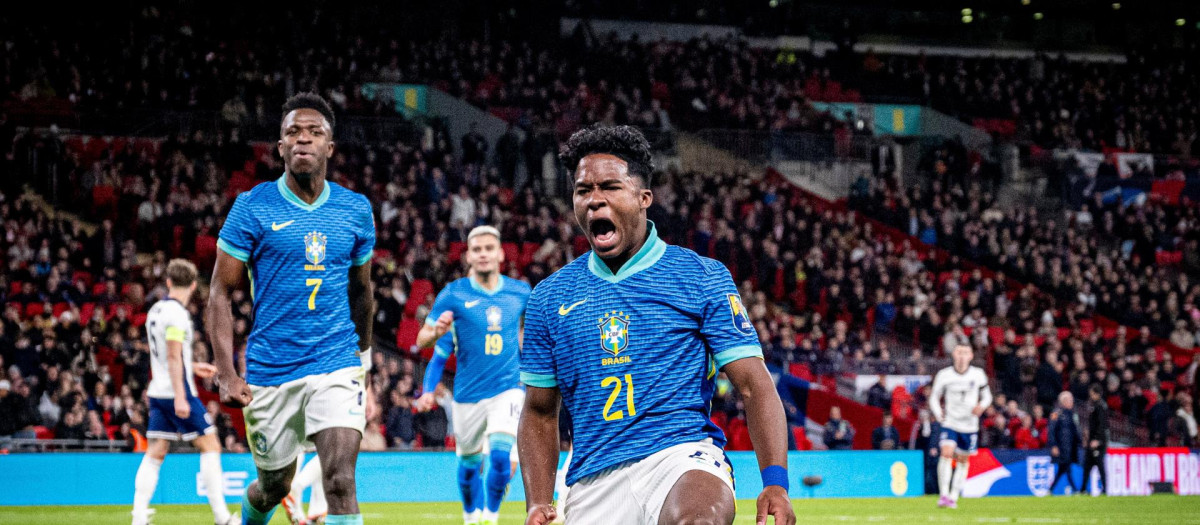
145, 299, 214, 441
929, 365, 992, 454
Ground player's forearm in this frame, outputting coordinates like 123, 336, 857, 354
167, 346, 187, 399
205, 288, 239, 377
519, 388, 561, 509
416, 324, 439, 348
728, 360, 788, 469
349, 270, 374, 352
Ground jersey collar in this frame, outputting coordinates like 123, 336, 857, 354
277, 173, 331, 211
588, 220, 666, 284
468, 275, 505, 296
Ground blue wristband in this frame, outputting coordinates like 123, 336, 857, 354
761, 465, 789, 490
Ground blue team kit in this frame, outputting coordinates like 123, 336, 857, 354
428, 276, 531, 403
217, 175, 376, 386
521, 222, 763, 485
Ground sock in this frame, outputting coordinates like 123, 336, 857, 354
937, 456, 952, 498
200, 452, 231, 522
324, 515, 363, 525
485, 435, 515, 513
458, 455, 484, 514
308, 461, 327, 517
950, 460, 969, 501
463, 510, 481, 524
132, 455, 163, 518
240, 493, 276, 525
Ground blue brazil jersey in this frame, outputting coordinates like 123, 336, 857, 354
218, 175, 375, 386
520, 223, 762, 485
429, 275, 531, 403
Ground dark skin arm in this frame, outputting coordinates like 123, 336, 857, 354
206, 249, 253, 408
724, 357, 795, 525
519, 385, 561, 525
348, 262, 374, 352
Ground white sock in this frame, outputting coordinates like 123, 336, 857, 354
200, 452, 230, 521
951, 461, 970, 501
308, 461, 327, 517
482, 509, 499, 522
463, 509, 481, 524
937, 456, 952, 498
132, 456, 163, 518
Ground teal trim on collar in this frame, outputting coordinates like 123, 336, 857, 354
277, 173, 331, 211
588, 221, 666, 283
469, 275, 505, 296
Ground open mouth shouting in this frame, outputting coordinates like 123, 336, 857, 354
589, 217, 619, 254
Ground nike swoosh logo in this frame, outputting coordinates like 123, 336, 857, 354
465, 300, 481, 308
558, 298, 587, 316
271, 220, 295, 231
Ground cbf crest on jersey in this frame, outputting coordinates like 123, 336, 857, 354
728, 294, 754, 335
598, 311, 630, 356
305, 231, 327, 270
487, 305, 503, 331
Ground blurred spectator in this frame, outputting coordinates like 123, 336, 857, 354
871, 413, 900, 450
0, 379, 39, 443
866, 374, 891, 410
1014, 414, 1042, 450
823, 406, 855, 450
1083, 385, 1109, 494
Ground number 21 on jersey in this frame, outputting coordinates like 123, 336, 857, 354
602, 374, 636, 421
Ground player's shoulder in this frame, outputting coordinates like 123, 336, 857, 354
501, 275, 532, 293
530, 255, 588, 300
233, 179, 280, 205
150, 298, 189, 319
969, 366, 989, 379
327, 180, 371, 206
661, 244, 731, 277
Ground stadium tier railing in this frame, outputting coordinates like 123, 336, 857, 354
2, 438, 129, 452
694, 128, 879, 166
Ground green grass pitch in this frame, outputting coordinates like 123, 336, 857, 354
3, 496, 1198, 524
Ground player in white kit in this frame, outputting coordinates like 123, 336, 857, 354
929, 344, 992, 509
131, 259, 237, 525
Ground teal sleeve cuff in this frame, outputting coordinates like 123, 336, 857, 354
217, 238, 251, 262
352, 251, 373, 266
715, 344, 764, 369
520, 372, 557, 388
424, 316, 438, 326
434, 345, 453, 359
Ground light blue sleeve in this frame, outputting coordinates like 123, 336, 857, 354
700, 262, 763, 369
519, 283, 557, 388
351, 194, 376, 266
217, 193, 258, 262
425, 286, 455, 326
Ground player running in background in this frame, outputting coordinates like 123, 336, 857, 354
929, 344, 993, 509
518, 125, 795, 525
416, 225, 531, 525
132, 259, 237, 525
207, 92, 376, 525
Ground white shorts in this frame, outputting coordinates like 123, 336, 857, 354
244, 366, 366, 471
452, 388, 524, 459
563, 440, 734, 525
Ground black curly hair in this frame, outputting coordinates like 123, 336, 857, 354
559, 125, 654, 187
281, 92, 336, 131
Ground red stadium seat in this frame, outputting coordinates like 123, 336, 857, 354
132, 312, 148, 327
80, 303, 96, 322
92, 282, 107, 297
24, 303, 44, 319
519, 242, 540, 270
34, 426, 54, 440
9, 281, 21, 296
501, 243, 519, 271
447, 242, 467, 265
396, 318, 422, 351
52, 302, 70, 318
792, 426, 813, 451
405, 280, 434, 317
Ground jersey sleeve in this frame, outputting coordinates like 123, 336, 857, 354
519, 283, 557, 388
217, 193, 258, 262
351, 195, 376, 267
434, 330, 456, 359
425, 287, 455, 326
698, 262, 763, 369
163, 308, 189, 344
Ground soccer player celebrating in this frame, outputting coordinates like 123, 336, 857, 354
132, 259, 237, 525
929, 344, 992, 509
518, 125, 795, 525
207, 92, 376, 525
416, 225, 532, 525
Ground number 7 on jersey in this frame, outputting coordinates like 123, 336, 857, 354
306, 278, 323, 310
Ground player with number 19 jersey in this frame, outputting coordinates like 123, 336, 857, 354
217, 175, 376, 387
428, 276, 531, 403
520, 223, 762, 486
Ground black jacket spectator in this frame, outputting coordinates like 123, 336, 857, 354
872, 415, 901, 450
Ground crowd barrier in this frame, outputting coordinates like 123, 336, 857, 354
964, 447, 1200, 497
0, 450, 924, 505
